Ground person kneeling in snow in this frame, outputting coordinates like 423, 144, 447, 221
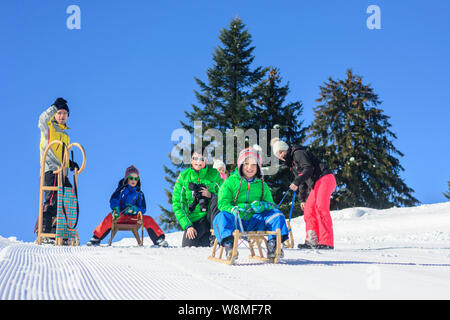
213, 147, 289, 259
172, 151, 223, 247
87, 166, 168, 247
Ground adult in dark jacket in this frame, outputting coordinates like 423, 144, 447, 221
87, 166, 168, 247
271, 138, 336, 249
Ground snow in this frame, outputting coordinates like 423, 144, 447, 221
0, 202, 449, 300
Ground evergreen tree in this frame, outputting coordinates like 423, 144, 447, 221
158, 18, 312, 229
158, 17, 267, 229
183, 17, 268, 175
182, 17, 267, 133
251, 68, 308, 216
309, 69, 419, 209
444, 182, 450, 200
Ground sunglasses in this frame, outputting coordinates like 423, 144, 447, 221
128, 176, 140, 181
192, 156, 205, 162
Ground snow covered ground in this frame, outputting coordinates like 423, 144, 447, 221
1, 202, 449, 300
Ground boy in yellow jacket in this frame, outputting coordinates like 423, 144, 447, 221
38, 98, 78, 234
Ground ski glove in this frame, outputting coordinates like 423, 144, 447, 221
69, 160, 79, 172
251, 201, 276, 214
231, 206, 243, 216
113, 207, 121, 219
124, 204, 139, 215
231, 206, 252, 220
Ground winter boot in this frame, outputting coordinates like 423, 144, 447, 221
156, 237, 169, 247
298, 230, 320, 249
316, 244, 334, 250
86, 235, 101, 246
222, 237, 237, 260
209, 234, 217, 247
267, 239, 284, 259
306, 230, 319, 246
41, 237, 55, 245
297, 242, 317, 249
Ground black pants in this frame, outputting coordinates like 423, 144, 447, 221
41, 171, 72, 233
181, 196, 222, 247
181, 216, 211, 247
207, 195, 220, 225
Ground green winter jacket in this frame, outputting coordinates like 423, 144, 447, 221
172, 166, 223, 230
217, 172, 275, 220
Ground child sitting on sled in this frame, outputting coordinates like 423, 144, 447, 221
87, 165, 168, 247
213, 147, 289, 259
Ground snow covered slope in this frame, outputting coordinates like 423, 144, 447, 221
1, 202, 449, 300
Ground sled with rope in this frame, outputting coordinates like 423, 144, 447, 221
108, 211, 145, 246
36, 141, 86, 246
208, 228, 283, 265
208, 188, 297, 265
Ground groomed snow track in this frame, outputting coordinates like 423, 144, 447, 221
1, 202, 450, 300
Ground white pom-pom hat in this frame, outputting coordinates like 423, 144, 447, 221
213, 159, 226, 169
270, 137, 289, 156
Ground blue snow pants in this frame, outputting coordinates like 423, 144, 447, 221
212, 209, 289, 244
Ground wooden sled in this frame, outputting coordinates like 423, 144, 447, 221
283, 220, 295, 249
208, 228, 282, 265
108, 212, 144, 246
36, 141, 86, 246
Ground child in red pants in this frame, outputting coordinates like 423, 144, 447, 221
271, 138, 336, 249
87, 166, 168, 247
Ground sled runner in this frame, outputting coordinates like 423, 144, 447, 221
36, 141, 86, 246
277, 190, 296, 249
284, 220, 294, 249
208, 228, 282, 265
108, 212, 144, 246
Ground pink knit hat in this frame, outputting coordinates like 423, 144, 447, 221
234, 146, 265, 202
237, 147, 263, 178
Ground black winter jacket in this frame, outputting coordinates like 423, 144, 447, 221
283, 146, 332, 202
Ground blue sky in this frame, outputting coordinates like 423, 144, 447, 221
1, 0, 449, 243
